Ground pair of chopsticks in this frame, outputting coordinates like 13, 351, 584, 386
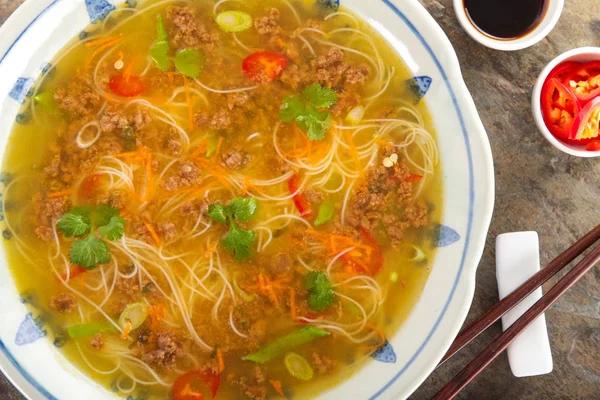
432, 224, 600, 400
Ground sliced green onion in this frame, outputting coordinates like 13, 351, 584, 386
345, 105, 365, 125
390, 271, 399, 283
233, 272, 255, 302
314, 200, 334, 227
216, 11, 253, 33
118, 302, 149, 331
206, 135, 220, 157
284, 352, 314, 381
66, 321, 118, 339
242, 327, 330, 364
398, 244, 428, 263
34, 92, 59, 114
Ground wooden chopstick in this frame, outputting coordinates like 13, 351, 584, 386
433, 239, 600, 400
439, 224, 600, 365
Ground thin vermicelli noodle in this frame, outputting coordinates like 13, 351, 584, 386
2, 0, 442, 398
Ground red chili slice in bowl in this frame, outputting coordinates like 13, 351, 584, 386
109, 75, 145, 97
570, 97, 600, 143
564, 61, 600, 104
540, 78, 580, 142
242, 52, 288, 83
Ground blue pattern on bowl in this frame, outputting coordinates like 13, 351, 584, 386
9, 77, 34, 104
371, 340, 396, 363
15, 314, 46, 345
407, 76, 433, 102
318, 0, 340, 10
435, 224, 461, 247
85, 0, 116, 23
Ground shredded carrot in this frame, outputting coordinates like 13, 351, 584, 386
189, 140, 208, 159
84, 35, 122, 48
345, 130, 364, 180
121, 321, 132, 340
204, 242, 218, 259
242, 176, 254, 195
258, 273, 267, 294
195, 158, 231, 189
48, 189, 72, 199
361, 323, 386, 350
148, 304, 165, 331
275, 37, 286, 49
144, 222, 161, 246
85, 37, 123, 70
266, 281, 280, 308
213, 136, 224, 160
183, 78, 194, 132
217, 348, 225, 373
143, 152, 154, 202
269, 380, 285, 397
112, 149, 146, 160
289, 288, 296, 319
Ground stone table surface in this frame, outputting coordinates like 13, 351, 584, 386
1, 0, 599, 399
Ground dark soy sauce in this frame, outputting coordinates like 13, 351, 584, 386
464, 0, 547, 40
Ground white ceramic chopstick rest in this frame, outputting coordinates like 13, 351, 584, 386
495, 232, 553, 377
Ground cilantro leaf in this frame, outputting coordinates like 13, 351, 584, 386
303, 271, 335, 312
175, 49, 205, 79
229, 198, 258, 223
314, 200, 334, 226
303, 84, 338, 109
151, 41, 171, 72
97, 216, 125, 240
208, 204, 230, 225
280, 96, 305, 123
70, 234, 111, 269
221, 223, 256, 262
296, 107, 332, 141
150, 16, 172, 72
95, 205, 120, 227
57, 212, 92, 238
156, 15, 169, 41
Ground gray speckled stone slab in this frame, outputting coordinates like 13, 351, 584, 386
1, 0, 599, 399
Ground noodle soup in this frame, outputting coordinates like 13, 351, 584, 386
3, 0, 442, 398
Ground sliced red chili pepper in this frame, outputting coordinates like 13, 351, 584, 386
541, 78, 580, 142
59, 265, 86, 282
405, 174, 423, 183
109, 75, 145, 97
563, 61, 600, 104
570, 97, 600, 142
340, 228, 384, 277
586, 139, 600, 152
547, 61, 581, 83
288, 174, 312, 218
172, 369, 221, 400
242, 52, 288, 83
79, 174, 103, 200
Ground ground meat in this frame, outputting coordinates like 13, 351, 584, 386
141, 332, 184, 369
132, 109, 151, 131
116, 277, 141, 300
194, 111, 210, 127
306, 19, 322, 29
254, 8, 280, 36
164, 162, 201, 191
33, 194, 71, 241
253, 365, 266, 384
312, 352, 338, 374
269, 253, 293, 274
279, 64, 312, 89
227, 92, 250, 110
54, 79, 101, 117
331, 91, 361, 117
50, 293, 76, 314
231, 373, 267, 400
221, 151, 249, 170
345, 65, 371, 85
180, 200, 209, 218
166, 6, 219, 50
99, 109, 128, 133
314, 48, 344, 69
304, 187, 325, 203
91, 334, 104, 350
210, 110, 232, 130
159, 222, 177, 240
130, 220, 153, 244
166, 139, 183, 156
97, 190, 126, 209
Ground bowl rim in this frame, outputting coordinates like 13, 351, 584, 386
531, 46, 600, 158
0, 0, 495, 399
452, 0, 565, 51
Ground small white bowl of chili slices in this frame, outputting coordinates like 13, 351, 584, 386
532, 47, 600, 157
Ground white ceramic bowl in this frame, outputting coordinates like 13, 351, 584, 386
0, 0, 495, 399
531, 47, 600, 158
453, 0, 564, 51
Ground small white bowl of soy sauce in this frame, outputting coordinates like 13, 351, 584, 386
454, 0, 564, 51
